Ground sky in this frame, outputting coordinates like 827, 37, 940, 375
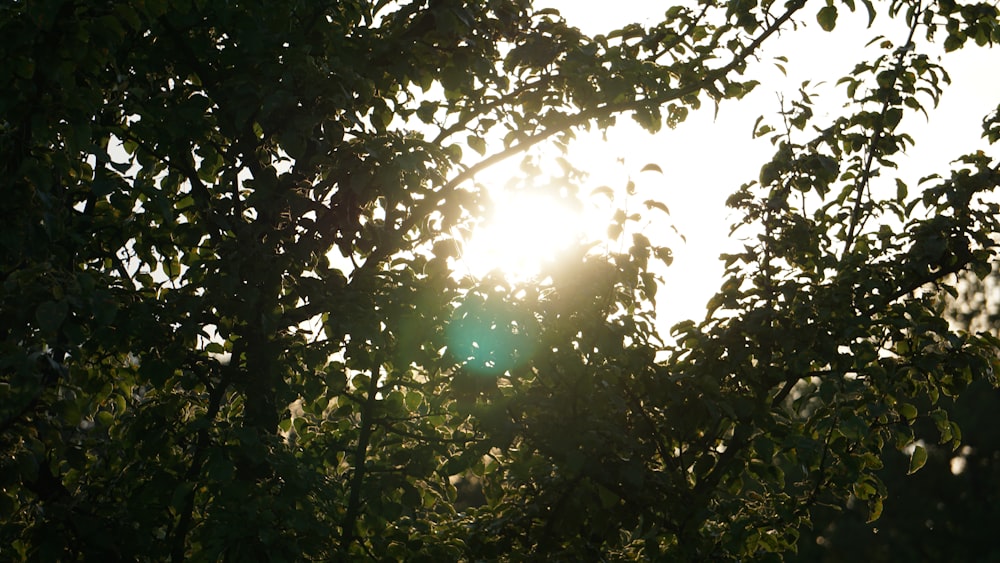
470, 1, 1000, 329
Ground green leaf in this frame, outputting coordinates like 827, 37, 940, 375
944, 33, 964, 52
416, 101, 437, 124
404, 390, 423, 410
907, 444, 928, 474
895, 178, 908, 201
817, 5, 838, 31
468, 135, 487, 156
861, 0, 877, 26
760, 162, 780, 186
867, 496, 884, 523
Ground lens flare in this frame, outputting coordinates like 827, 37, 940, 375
446, 292, 538, 376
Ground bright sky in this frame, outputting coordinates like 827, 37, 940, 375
466, 1, 1000, 329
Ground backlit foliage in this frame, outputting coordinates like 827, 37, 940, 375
1, 0, 998, 559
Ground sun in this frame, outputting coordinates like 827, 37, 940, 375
450, 148, 652, 283
455, 187, 593, 281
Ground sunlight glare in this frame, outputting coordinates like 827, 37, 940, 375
457, 188, 586, 280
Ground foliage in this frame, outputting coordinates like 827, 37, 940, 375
792, 267, 1000, 561
1, 0, 999, 560
792, 379, 1000, 562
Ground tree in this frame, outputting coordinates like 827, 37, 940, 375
1, 0, 998, 560
793, 266, 1000, 562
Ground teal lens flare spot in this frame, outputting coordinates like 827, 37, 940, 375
446, 294, 537, 377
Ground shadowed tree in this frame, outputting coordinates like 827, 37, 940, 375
793, 264, 1000, 562
1, 0, 999, 560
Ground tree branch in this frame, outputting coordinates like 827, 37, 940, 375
842, 5, 922, 257
340, 362, 383, 552
169, 340, 239, 562
351, 0, 808, 282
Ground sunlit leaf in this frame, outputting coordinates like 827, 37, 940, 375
591, 185, 615, 199
643, 199, 670, 214
907, 444, 928, 475
468, 135, 487, 156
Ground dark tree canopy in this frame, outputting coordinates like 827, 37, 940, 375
793, 268, 1000, 561
1, 0, 999, 560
